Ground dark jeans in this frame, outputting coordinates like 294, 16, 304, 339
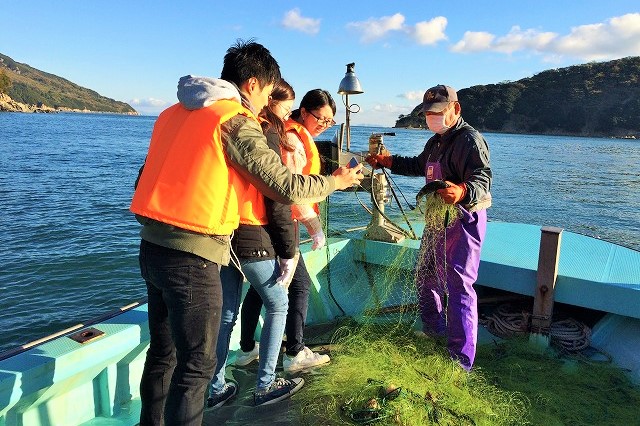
240, 255, 311, 356
138, 240, 223, 426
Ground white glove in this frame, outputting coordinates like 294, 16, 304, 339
302, 216, 326, 250
275, 255, 298, 290
311, 231, 326, 250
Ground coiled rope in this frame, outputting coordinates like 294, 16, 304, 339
550, 318, 592, 351
480, 303, 592, 351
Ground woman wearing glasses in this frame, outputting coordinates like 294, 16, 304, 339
237, 89, 336, 373
283, 89, 336, 255
280, 89, 336, 371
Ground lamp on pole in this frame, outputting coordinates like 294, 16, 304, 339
337, 62, 363, 152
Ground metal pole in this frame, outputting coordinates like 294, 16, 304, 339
345, 93, 351, 151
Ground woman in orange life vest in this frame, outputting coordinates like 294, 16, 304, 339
237, 89, 336, 372
207, 79, 305, 408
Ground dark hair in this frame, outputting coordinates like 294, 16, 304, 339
291, 89, 336, 120
260, 78, 295, 145
221, 38, 281, 88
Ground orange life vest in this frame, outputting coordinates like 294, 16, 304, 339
285, 120, 321, 175
130, 99, 264, 234
238, 184, 268, 226
285, 120, 321, 215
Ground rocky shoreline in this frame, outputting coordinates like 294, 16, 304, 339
0, 93, 138, 115
394, 123, 638, 140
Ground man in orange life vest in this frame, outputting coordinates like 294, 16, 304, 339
130, 40, 364, 426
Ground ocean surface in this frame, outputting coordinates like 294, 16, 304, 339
1, 113, 639, 354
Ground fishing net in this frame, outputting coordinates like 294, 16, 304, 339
288, 152, 640, 425
475, 338, 640, 426
299, 323, 526, 426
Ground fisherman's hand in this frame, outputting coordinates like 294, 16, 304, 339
332, 164, 364, 190
365, 154, 392, 169
276, 257, 296, 290
437, 181, 467, 204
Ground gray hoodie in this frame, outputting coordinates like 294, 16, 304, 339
177, 75, 243, 111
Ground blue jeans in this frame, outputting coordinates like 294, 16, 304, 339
211, 258, 288, 392
240, 255, 311, 356
138, 240, 222, 426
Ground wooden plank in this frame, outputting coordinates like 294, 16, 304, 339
531, 226, 563, 336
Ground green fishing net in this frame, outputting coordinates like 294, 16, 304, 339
291, 174, 640, 425
298, 323, 526, 426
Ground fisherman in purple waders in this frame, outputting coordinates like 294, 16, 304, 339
366, 85, 492, 370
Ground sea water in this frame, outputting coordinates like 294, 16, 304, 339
1, 113, 639, 354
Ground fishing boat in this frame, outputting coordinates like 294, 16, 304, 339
1, 151, 639, 424
2, 66, 639, 424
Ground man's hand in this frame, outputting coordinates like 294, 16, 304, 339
365, 154, 392, 169
332, 164, 364, 190
436, 181, 467, 204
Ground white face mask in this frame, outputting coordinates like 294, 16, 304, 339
426, 113, 450, 134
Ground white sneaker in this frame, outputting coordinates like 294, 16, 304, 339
235, 343, 259, 367
283, 346, 330, 372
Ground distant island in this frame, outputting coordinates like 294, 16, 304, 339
395, 56, 640, 139
0, 53, 137, 115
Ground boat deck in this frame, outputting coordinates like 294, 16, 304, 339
354, 221, 640, 320
480, 222, 640, 319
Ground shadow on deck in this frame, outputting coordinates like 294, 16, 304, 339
203, 322, 337, 426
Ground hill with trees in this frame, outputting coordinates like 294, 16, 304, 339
0, 53, 136, 114
395, 57, 640, 138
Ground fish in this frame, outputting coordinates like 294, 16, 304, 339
415, 180, 449, 208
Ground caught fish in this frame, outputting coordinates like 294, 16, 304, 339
414, 180, 449, 208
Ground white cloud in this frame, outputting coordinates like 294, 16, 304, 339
129, 98, 168, 108
347, 13, 449, 47
281, 8, 320, 35
347, 13, 405, 43
399, 91, 424, 101
492, 26, 556, 54
450, 13, 640, 61
411, 16, 448, 45
451, 31, 495, 52
550, 13, 640, 60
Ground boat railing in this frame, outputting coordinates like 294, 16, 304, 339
0, 298, 148, 361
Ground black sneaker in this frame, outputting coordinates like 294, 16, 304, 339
206, 381, 238, 409
253, 377, 304, 406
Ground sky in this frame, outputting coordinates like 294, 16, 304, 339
2, 1, 639, 127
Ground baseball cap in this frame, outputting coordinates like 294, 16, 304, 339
420, 85, 458, 113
